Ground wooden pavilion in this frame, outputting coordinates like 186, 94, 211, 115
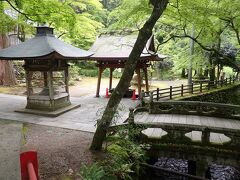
0, 26, 92, 116
89, 34, 166, 97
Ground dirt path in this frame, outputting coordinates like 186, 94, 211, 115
21, 124, 95, 180
0, 77, 187, 97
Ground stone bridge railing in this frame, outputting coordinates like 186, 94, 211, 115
127, 108, 240, 151
123, 107, 240, 171
149, 101, 240, 120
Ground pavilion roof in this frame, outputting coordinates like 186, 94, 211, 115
89, 34, 166, 62
0, 27, 93, 60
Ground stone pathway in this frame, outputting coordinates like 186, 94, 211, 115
0, 120, 22, 180
0, 93, 139, 132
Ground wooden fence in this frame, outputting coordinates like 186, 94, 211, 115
142, 77, 239, 101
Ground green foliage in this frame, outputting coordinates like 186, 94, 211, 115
109, 0, 151, 30
80, 163, 106, 180
109, 0, 240, 78
102, 124, 150, 180
0, 2, 16, 33
102, 0, 122, 11
105, 140, 148, 179
79, 124, 149, 180
1, 0, 105, 48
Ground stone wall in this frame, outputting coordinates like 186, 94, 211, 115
179, 84, 240, 105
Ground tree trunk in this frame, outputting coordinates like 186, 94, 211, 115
209, 64, 215, 82
204, 69, 208, 78
90, 0, 169, 151
181, 68, 186, 78
0, 34, 17, 86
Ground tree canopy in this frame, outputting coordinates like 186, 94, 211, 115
109, 0, 240, 78
0, 0, 105, 48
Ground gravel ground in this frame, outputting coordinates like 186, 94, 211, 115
21, 124, 95, 180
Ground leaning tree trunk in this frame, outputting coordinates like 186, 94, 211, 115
0, 34, 17, 85
90, 0, 169, 151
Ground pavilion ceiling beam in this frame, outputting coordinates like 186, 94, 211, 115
96, 63, 150, 69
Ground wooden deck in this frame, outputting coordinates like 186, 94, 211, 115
135, 113, 239, 144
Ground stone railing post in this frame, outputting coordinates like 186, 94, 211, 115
128, 108, 135, 126
202, 128, 210, 145
150, 91, 153, 103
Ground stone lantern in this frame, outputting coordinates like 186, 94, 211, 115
0, 26, 92, 116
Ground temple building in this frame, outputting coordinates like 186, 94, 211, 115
89, 34, 166, 97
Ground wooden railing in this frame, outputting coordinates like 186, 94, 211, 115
141, 77, 239, 101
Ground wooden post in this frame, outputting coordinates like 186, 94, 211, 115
109, 68, 114, 90
170, 86, 172, 99
136, 68, 141, 98
191, 83, 194, 94
43, 72, 48, 87
200, 82, 202, 93
207, 81, 210, 90
157, 88, 159, 100
143, 67, 149, 92
181, 84, 184, 96
96, 66, 104, 97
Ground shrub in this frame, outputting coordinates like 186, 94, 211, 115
79, 163, 106, 180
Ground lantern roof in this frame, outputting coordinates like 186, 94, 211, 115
0, 26, 93, 60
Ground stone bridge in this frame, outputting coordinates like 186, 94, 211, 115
124, 100, 240, 177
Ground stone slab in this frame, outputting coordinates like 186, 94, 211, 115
0, 93, 140, 132
0, 119, 22, 180
15, 103, 81, 117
